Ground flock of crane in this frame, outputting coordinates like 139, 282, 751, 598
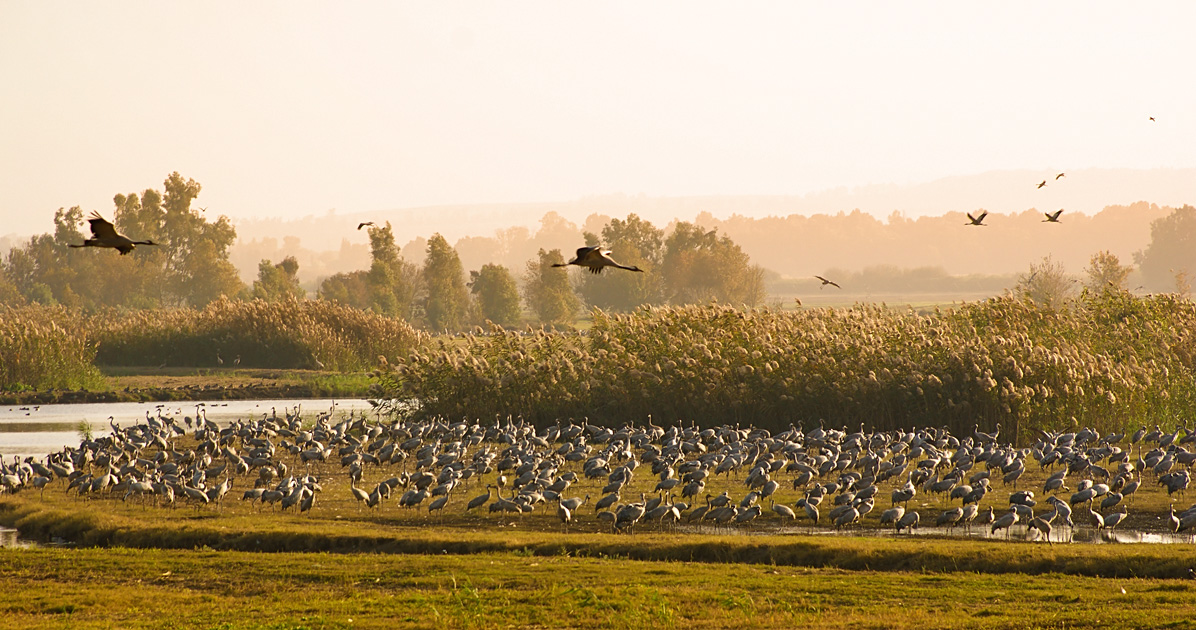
3, 405, 1196, 545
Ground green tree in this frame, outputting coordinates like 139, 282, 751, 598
365, 222, 418, 319
2, 173, 246, 309
318, 270, 371, 309
1084, 250, 1132, 292
1135, 205, 1196, 292
469, 263, 521, 327
575, 214, 667, 312
1016, 255, 1075, 308
421, 234, 469, 331
522, 248, 579, 326
253, 256, 306, 302
602, 214, 664, 267
0, 261, 25, 306
157, 173, 243, 306
662, 223, 766, 306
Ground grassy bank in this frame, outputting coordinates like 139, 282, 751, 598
4, 499, 1195, 580
1, 546, 1194, 629
0, 367, 374, 405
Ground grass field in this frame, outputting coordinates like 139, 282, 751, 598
2, 545, 1195, 629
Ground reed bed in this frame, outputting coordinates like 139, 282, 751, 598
91, 297, 425, 371
377, 291, 1196, 441
0, 305, 104, 391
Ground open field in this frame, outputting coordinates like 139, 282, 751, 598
3, 545, 1196, 629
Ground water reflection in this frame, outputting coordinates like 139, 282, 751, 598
0, 398, 375, 458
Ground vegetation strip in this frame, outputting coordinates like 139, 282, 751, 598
4, 500, 1194, 579
377, 293, 1196, 437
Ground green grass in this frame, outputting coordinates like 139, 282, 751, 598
0, 546, 1193, 629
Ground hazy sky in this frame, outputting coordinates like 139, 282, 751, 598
2, 2, 1193, 237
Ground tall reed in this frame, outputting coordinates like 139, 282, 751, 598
376, 291, 1196, 441
91, 297, 425, 371
0, 305, 104, 390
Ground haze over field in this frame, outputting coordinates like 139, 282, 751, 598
2, 2, 1194, 242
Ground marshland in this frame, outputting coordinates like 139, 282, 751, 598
6, 290, 1196, 628
7, 4, 1196, 628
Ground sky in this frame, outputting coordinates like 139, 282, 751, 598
2, 2, 1194, 238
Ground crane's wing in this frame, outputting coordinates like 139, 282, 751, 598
87, 212, 119, 240
575, 247, 601, 262
977, 211, 988, 221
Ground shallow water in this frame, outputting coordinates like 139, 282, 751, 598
680, 522, 1194, 544
0, 398, 375, 459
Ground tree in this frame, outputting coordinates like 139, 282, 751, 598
364, 222, 418, 319
469, 263, 521, 327
156, 172, 243, 306
575, 214, 666, 312
1016, 256, 1075, 308
1, 173, 247, 309
421, 234, 469, 331
0, 262, 24, 306
318, 270, 371, 309
522, 248, 579, 326
1134, 205, 1196, 292
1084, 250, 1132, 292
253, 256, 306, 302
602, 213, 664, 267
662, 223, 766, 306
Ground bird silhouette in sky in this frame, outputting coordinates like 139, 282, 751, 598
814, 275, 841, 289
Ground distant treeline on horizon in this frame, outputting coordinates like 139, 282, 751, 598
230, 200, 1178, 293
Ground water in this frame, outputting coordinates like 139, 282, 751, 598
0, 398, 377, 459
680, 523, 1195, 544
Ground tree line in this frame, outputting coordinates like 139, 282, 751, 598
0, 174, 767, 330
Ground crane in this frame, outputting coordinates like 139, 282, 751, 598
69, 212, 157, 255
552, 247, 643, 275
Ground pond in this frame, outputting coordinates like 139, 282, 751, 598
0, 398, 377, 459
